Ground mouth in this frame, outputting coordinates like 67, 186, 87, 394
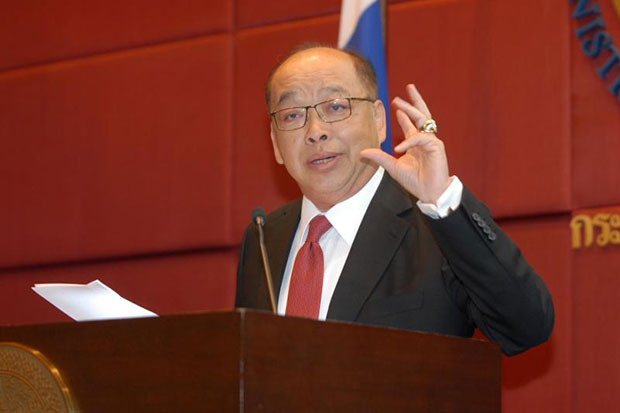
311, 155, 338, 165
307, 152, 341, 170
308, 152, 341, 166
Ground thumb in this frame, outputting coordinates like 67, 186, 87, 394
360, 148, 397, 173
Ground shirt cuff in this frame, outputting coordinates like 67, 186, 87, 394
416, 176, 463, 219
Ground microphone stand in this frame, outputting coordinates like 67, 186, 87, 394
254, 213, 277, 314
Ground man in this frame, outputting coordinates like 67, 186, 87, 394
236, 45, 554, 356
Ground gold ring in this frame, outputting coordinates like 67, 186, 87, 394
420, 119, 438, 134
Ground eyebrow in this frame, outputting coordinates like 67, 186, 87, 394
275, 86, 350, 108
276, 91, 297, 107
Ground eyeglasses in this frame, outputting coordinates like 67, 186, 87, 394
270, 97, 375, 131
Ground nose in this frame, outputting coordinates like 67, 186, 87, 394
304, 107, 329, 144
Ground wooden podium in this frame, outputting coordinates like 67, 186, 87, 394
0, 310, 500, 411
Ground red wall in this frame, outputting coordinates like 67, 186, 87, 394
1, 1, 619, 411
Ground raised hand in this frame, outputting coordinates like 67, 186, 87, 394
361, 84, 450, 204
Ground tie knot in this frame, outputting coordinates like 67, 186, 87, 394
306, 215, 332, 243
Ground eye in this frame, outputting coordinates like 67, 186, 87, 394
329, 102, 346, 111
279, 109, 305, 123
284, 112, 299, 120
325, 99, 351, 114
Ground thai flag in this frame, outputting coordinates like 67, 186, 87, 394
338, 0, 392, 153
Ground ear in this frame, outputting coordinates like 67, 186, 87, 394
373, 99, 387, 145
270, 124, 285, 164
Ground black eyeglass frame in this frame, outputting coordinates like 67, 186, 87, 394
269, 97, 376, 131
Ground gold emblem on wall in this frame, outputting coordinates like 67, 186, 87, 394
613, 0, 620, 19
0, 342, 78, 412
570, 210, 620, 249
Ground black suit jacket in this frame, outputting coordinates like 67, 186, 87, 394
236, 174, 554, 355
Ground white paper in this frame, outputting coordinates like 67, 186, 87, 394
32, 279, 158, 322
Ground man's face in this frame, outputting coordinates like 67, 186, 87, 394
268, 48, 386, 210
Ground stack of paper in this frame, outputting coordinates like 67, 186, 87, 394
32, 280, 158, 322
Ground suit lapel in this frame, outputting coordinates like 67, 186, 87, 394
327, 174, 415, 321
265, 200, 301, 298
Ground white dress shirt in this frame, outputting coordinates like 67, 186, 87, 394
277, 167, 464, 320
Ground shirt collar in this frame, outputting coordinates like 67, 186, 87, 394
299, 167, 385, 246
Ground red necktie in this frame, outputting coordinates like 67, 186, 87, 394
286, 215, 332, 319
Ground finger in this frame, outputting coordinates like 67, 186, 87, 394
392, 98, 428, 130
406, 84, 432, 119
394, 109, 420, 137
360, 148, 398, 172
394, 135, 443, 153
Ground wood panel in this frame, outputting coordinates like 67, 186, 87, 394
0, 36, 234, 268
0, 248, 238, 326
570, 0, 620, 208
243, 311, 500, 411
572, 207, 620, 411
235, 0, 338, 29
387, 0, 571, 218
0, 0, 232, 71
0, 313, 241, 410
499, 215, 572, 413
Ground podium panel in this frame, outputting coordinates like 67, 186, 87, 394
0, 310, 500, 411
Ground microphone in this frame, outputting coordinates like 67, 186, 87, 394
251, 207, 277, 314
